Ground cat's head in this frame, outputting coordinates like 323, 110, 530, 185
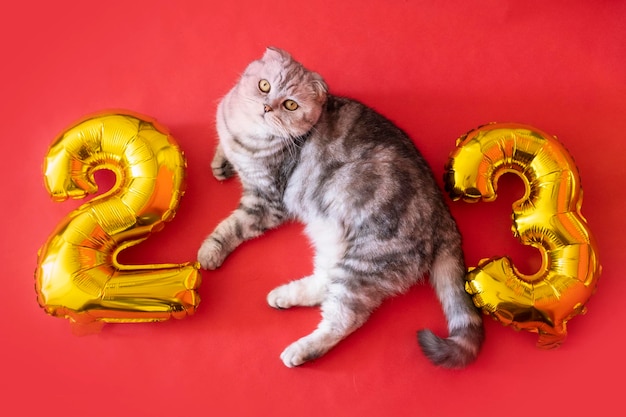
233, 47, 328, 138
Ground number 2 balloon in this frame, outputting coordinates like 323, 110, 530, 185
445, 123, 601, 348
35, 110, 201, 333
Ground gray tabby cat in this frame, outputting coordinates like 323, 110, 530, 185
197, 47, 484, 368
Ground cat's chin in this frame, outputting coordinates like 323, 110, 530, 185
257, 123, 301, 141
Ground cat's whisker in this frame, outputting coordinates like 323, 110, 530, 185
266, 117, 299, 160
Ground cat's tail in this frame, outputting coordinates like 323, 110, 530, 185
417, 249, 484, 368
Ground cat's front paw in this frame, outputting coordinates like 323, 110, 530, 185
197, 238, 228, 270
211, 160, 235, 181
210, 149, 235, 181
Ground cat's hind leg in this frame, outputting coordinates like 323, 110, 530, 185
269, 219, 344, 309
267, 274, 327, 309
279, 281, 380, 367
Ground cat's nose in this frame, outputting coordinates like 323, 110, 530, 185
264, 104, 273, 113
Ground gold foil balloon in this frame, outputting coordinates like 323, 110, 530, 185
445, 123, 600, 348
35, 111, 201, 333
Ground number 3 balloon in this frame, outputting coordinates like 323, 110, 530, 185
445, 123, 601, 348
35, 111, 201, 333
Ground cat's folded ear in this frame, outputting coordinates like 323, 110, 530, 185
264, 46, 291, 61
310, 73, 329, 102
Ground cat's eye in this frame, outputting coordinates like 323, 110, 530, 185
283, 99, 299, 111
258, 79, 271, 93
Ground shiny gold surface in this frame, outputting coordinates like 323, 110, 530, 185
35, 111, 201, 332
445, 123, 600, 348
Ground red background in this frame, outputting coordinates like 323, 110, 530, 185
2, 1, 625, 416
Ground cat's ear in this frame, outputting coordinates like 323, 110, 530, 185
263, 47, 291, 62
310, 72, 328, 102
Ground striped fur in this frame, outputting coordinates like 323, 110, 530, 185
198, 47, 484, 368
